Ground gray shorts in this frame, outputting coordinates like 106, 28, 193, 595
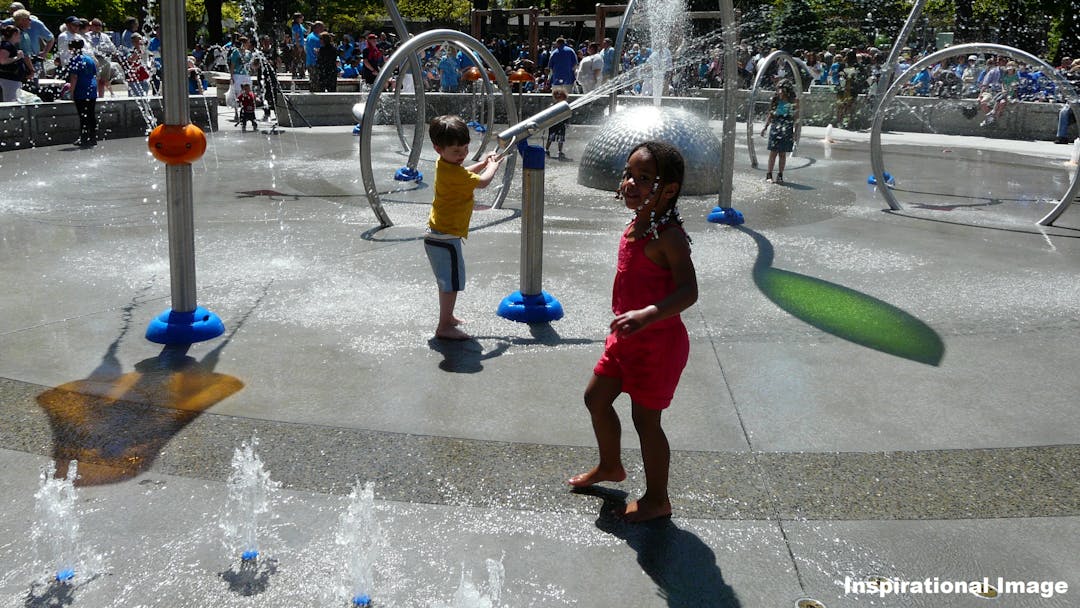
424, 235, 465, 292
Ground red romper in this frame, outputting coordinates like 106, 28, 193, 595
593, 225, 690, 410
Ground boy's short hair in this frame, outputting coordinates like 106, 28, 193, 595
552, 88, 567, 100
429, 115, 470, 148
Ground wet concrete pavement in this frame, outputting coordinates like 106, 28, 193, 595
1, 117, 1079, 607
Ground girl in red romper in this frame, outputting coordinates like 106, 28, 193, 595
569, 141, 698, 523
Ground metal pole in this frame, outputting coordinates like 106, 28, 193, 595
161, 0, 194, 311
496, 141, 563, 323
145, 0, 224, 343
520, 162, 544, 295
717, 0, 737, 208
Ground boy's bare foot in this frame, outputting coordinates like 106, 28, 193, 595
623, 495, 672, 523
435, 326, 471, 341
567, 465, 627, 488
450, 316, 466, 327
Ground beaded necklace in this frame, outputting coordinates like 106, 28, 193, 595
617, 179, 690, 244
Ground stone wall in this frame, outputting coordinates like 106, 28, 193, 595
0, 96, 217, 150
273, 88, 1071, 142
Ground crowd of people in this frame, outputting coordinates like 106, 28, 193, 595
0, 3, 1076, 144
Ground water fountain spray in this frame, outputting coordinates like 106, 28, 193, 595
335, 481, 381, 607
221, 435, 278, 563
32, 461, 80, 583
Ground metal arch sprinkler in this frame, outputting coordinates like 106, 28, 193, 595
357, 30, 519, 228
870, 0, 1079, 226
144, 0, 224, 344
868, 42, 1080, 226
745, 50, 807, 168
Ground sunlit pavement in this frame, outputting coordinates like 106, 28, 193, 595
1, 118, 1078, 607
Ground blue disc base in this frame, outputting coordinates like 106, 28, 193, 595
352, 594, 372, 606
707, 206, 745, 225
352, 124, 362, 135
466, 120, 486, 133
55, 569, 75, 582
145, 306, 225, 345
867, 172, 894, 185
497, 291, 564, 323
394, 166, 423, 182
241, 550, 259, 562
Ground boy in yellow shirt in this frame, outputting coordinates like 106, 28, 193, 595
425, 115, 504, 340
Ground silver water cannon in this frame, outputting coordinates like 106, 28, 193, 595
494, 101, 573, 160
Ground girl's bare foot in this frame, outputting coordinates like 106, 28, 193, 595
435, 326, 471, 341
567, 465, 626, 488
623, 495, 672, 523
450, 316, 466, 327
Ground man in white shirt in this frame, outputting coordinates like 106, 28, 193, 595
576, 42, 602, 93
55, 16, 86, 72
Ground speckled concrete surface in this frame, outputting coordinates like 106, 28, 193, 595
1, 118, 1079, 606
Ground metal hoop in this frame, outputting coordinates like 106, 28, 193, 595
869, 43, 1080, 226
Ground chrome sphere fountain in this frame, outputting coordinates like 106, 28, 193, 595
576, 0, 726, 196
577, 105, 723, 195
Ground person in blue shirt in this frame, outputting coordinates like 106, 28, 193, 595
546, 37, 577, 93
304, 21, 324, 89
290, 12, 307, 77
456, 47, 474, 71
438, 46, 460, 92
338, 35, 355, 63
907, 66, 931, 96
66, 38, 97, 146
600, 37, 615, 83
341, 57, 359, 79
3, 7, 52, 82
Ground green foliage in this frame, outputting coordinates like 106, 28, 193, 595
396, 0, 471, 26
773, 0, 823, 52
824, 25, 864, 50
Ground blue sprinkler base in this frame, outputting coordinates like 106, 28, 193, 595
241, 550, 259, 562
707, 206, 745, 225
145, 306, 225, 345
867, 172, 895, 186
394, 166, 423, 182
466, 121, 487, 133
497, 291, 564, 323
352, 123, 362, 135
352, 594, 372, 606
55, 569, 75, 582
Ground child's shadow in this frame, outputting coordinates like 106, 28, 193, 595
427, 336, 511, 373
582, 487, 743, 608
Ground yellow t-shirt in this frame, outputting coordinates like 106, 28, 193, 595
428, 157, 482, 238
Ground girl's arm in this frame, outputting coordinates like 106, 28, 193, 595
611, 229, 697, 336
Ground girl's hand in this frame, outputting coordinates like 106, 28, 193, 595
760, 127, 767, 136
610, 306, 656, 336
